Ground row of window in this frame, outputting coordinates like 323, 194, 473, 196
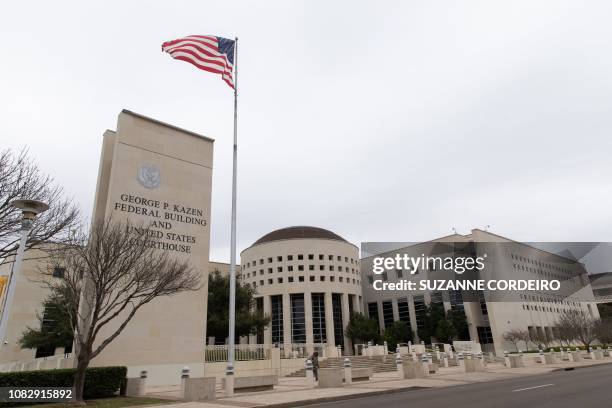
244, 264, 359, 279
509, 253, 573, 276
250, 275, 360, 287
522, 303, 591, 315
244, 254, 359, 269
519, 293, 582, 307
512, 263, 570, 281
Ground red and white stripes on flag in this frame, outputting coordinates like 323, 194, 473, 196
162, 35, 235, 89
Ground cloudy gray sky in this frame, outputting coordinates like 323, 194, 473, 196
2, 1, 611, 262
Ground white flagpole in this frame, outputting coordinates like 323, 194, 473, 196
226, 37, 238, 396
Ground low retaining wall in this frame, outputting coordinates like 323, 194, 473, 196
203, 358, 306, 379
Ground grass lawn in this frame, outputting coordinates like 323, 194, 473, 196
18, 396, 171, 408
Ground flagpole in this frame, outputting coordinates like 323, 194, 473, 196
226, 36, 238, 396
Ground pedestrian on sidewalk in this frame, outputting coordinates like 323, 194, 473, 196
311, 351, 320, 381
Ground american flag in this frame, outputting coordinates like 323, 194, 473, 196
162, 35, 235, 89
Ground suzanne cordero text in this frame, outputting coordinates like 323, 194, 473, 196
373, 279, 561, 292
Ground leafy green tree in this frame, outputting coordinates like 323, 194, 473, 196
418, 303, 468, 343
417, 303, 446, 343
345, 312, 380, 344
383, 320, 413, 348
19, 290, 74, 354
206, 270, 269, 342
448, 309, 470, 340
435, 318, 457, 343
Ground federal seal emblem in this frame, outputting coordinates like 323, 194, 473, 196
137, 164, 161, 189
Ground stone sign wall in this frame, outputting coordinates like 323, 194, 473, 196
90, 110, 213, 378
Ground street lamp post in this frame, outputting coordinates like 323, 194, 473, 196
0, 199, 49, 345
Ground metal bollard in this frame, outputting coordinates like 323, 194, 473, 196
396, 352, 404, 379
421, 353, 429, 375
344, 357, 352, 385
181, 366, 190, 397
458, 352, 464, 367
305, 359, 315, 385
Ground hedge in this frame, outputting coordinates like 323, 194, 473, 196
0, 366, 127, 399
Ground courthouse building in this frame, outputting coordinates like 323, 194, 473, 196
360, 229, 600, 354
240, 226, 363, 354
590, 272, 612, 305
0, 111, 604, 378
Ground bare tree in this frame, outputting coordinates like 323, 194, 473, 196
530, 328, 550, 350
555, 318, 577, 347
516, 329, 530, 351
44, 219, 201, 403
0, 149, 80, 258
557, 310, 598, 350
503, 329, 523, 351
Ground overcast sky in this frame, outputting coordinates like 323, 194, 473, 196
2, 1, 611, 262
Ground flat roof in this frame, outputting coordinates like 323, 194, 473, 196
121, 109, 215, 143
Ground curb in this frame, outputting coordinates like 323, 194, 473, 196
551, 360, 612, 372
259, 386, 427, 408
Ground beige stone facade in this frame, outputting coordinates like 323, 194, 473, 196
360, 229, 600, 355
0, 110, 215, 383
240, 226, 362, 355
87, 110, 214, 376
0, 249, 55, 364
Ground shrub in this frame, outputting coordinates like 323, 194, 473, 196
0, 366, 126, 399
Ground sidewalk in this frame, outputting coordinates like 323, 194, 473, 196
145, 358, 612, 408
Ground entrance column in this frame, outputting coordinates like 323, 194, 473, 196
263, 295, 272, 345
282, 293, 292, 357
324, 291, 336, 349
341, 293, 351, 355
353, 295, 361, 314
304, 292, 314, 354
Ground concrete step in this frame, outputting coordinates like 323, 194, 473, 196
285, 355, 403, 377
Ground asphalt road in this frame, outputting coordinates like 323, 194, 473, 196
301, 364, 612, 408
